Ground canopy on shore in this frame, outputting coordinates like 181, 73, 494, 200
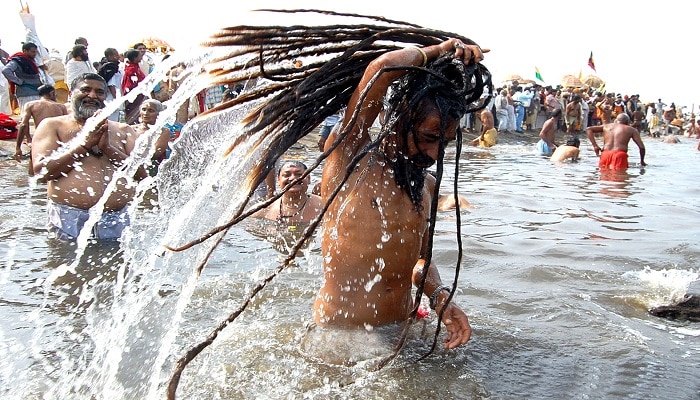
502, 74, 522, 82
132, 37, 174, 53
560, 74, 584, 88
581, 74, 604, 88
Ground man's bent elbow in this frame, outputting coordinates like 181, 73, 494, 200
412, 259, 428, 286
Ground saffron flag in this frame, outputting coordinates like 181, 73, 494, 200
535, 67, 544, 82
588, 51, 596, 72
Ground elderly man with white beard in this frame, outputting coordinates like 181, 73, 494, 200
31, 72, 146, 241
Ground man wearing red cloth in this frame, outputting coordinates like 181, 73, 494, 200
1, 42, 43, 114
586, 113, 646, 170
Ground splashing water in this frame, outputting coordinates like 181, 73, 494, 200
30, 42, 286, 399
624, 267, 700, 308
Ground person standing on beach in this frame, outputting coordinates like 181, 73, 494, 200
2, 42, 42, 114
31, 72, 146, 241
0, 39, 9, 66
565, 95, 582, 134
14, 84, 67, 162
494, 89, 509, 133
596, 95, 614, 124
98, 47, 124, 122
121, 49, 146, 125
535, 108, 561, 156
64, 44, 95, 90
317, 111, 343, 152
0, 38, 12, 115
586, 113, 646, 170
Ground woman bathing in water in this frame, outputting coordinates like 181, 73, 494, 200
251, 160, 322, 224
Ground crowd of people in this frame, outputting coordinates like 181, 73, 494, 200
0, 23, 696, 378
469, 79, 699, 145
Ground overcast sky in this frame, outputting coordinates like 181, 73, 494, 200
1, 0, 695, 109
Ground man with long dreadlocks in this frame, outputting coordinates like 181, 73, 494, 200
314, 38, 488, 349
163, 12, 494, 395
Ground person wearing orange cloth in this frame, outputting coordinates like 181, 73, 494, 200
586, 113, 646, 170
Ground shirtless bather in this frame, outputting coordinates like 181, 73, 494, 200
586, 113, 646, 170
32, 72, 146, 240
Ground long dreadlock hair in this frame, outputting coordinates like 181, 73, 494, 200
380, 52, 488, 207
165, 9, 492, 399
192, 9, 492, 215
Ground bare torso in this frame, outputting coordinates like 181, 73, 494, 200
601, 123, 638, 152
316, 153, 431, 327
550, 145, 579, 162
33, 115, 139, 211
566, 102, 581, 118
25, 99, 68, 128
539, 117, 557, 146
256, 194, 323, 223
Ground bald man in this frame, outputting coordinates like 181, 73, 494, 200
586, 113, 646, 169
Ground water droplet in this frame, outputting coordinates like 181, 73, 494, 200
364, 274, 382, 292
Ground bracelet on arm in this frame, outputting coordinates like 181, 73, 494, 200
429, 285, 452, 310
414, 47, 427, 67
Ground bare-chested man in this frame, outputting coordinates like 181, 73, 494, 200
31, 72, 146, 241
316, 38, 486, 349
550, 136, 580, 162
469, 108, 497, 147
15, 84, 68, 161
631, 107, 645, 133
596, 96, 614, 124
535, 108, 561, 156
586, 113, 646, 170
565, 95, 582, 133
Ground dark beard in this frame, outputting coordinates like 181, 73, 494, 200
392, 154, 427, 209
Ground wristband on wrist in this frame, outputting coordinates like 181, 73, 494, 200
429, 285, 451, 310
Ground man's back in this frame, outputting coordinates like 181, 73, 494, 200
550, 145, 579, 162
587, 114, 646, 168
603, 122, 637, 152
25, 98, 68, 127
539, 116, 556, 142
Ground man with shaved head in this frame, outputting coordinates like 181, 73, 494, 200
586, 113, 646, 170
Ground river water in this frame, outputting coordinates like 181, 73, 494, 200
1, 125, 699, 399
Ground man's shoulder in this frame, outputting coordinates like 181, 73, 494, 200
108, 120, 137, 135
42, 114, 71, 123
